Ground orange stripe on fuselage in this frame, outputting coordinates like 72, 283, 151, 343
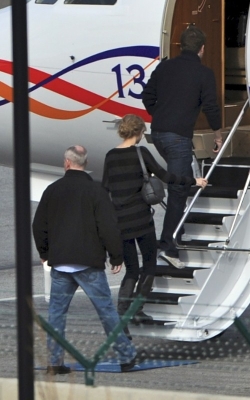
0, 56, 159, 120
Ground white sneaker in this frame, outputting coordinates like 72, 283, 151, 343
159, 252, 185, 269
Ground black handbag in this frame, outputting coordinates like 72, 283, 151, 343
136, 147, 165, 205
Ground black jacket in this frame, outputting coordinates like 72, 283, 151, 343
32, 169, 123, 269
142, 50, 221, 138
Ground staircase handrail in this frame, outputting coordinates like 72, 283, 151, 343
225, 170, 250, 244
173, 98, 250, 253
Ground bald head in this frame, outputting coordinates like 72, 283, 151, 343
64, 145, 88, 171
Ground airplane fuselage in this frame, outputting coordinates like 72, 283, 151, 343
0, 0, 166, 184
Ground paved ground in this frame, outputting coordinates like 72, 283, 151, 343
1, 165, 250, 397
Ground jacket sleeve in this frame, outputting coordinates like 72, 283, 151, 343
142, 68, 158, 116
201, 68, 221, 131
141, 147, 196, 186
94, 186, 123, 266
32, 190, 49, 260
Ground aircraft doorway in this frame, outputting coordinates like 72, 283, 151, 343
161, 0, 250, 131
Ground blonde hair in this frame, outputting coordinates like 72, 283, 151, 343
118, 114, 146, 139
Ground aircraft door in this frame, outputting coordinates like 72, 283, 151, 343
161, 0, 224, 130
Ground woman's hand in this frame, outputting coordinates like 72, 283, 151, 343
111, 264, 123, 274
213, 130, 223, 153
213, 138, 223, 153
195, 178, 208, 189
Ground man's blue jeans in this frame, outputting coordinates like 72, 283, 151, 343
152, 131, 193, 258
48, 268, 136, 366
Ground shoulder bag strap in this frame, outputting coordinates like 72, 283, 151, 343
136, 147, 149, 182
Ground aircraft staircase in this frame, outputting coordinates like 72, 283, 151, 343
129, 157, 250, 341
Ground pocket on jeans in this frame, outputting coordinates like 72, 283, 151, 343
85, 270, 98, 283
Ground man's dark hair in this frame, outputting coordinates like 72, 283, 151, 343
180, 25, 206, 53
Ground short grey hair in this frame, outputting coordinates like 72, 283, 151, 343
64, 145, 88, 168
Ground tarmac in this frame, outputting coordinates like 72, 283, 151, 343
1, 165, 250, 398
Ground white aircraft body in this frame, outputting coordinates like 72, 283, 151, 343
1, 0, 250, 342
0, 0, 169, 200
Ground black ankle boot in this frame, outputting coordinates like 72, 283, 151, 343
132, 310, 153, 324
117, 278, 137, 339
132, 274, 154, 324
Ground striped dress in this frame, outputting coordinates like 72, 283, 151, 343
102, 146, 195, 240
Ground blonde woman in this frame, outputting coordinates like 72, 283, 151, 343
102, 114, 207, 333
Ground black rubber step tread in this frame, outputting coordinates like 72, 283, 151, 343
204, 157, 250, 167
155, 265, 204, 279
201, 158, 250, 189
185, 212, 233, 225
179, 239, 222, 247
146, 292, 192, 305
157, 239, 222, 249
148, 320, 176, 326
189, 185, 239, 199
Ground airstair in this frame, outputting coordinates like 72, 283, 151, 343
130, 102, 250, 342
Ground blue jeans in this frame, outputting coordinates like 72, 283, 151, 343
48, 268, 136, 365
152, 131, 193, 257
122, 231, 157, 282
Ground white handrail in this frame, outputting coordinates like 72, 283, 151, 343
173, 98, 250, 253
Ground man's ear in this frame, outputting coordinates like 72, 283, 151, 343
64, 158, 71, 170
198, 45, 205, 57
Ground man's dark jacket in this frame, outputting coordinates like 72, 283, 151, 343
142, 50, 221, 138
32, 169, 123, 269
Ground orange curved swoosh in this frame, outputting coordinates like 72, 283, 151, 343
0, 56, 158, 119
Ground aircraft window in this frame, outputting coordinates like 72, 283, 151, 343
35, 0, 58, 3
64, 0, 117, 5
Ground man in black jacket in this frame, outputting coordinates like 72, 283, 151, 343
33, 145, 136, 374
142, 26, 222, 268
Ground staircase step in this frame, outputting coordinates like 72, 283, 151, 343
202, 157, 250, 189
130, 319, 176, 327
157, 245, 214, 267
146, 292, 192, 305
189, 185, 239, 199
179, 239, 222, 247
128, 320, 177, 337
144, 293, 196, 316
184, 216, 236, 241
157, 239, 222, 251
187, 192, 250, 214
178, 249, 213, 267
185, 212, 233, 225
203, 157, 250, 167
155, 265, 203, 279
155, 264, 211, 291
